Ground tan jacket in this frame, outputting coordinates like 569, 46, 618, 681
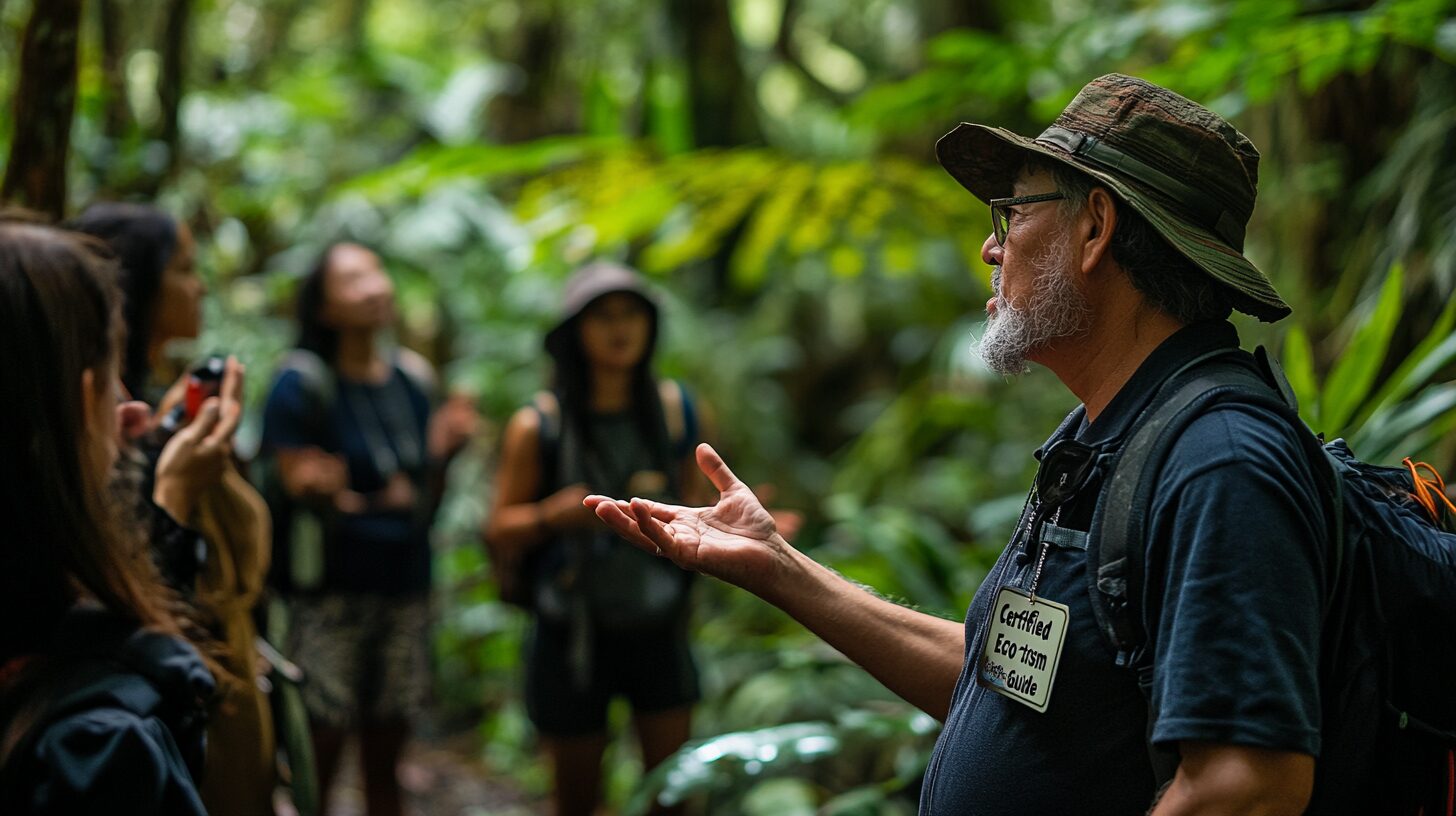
193, 466, 277, 816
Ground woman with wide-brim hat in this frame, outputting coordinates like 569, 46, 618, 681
486, 261, 716, 816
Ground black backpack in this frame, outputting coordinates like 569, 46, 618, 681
1084, 346, 1456, 814
503, 380, 698, 631
0, 621, 212, 815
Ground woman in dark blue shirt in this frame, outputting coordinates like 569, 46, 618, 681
260, 242, 476, 816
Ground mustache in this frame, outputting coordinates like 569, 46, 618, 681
990, 266, 1006, 305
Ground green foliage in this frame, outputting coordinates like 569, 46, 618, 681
1283, 265, 1456, 462
10, 0, 1456, 809
624, 708, 937, 815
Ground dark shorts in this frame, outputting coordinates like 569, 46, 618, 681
524, 616, 700, 737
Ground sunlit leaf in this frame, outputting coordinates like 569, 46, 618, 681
1282, 324, 1322, 430
1350, 383, 1456, 463
1321, 264, 1404, 433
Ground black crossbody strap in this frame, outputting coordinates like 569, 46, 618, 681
1088, 345, 1325, 789
1086, 348, 1249, 666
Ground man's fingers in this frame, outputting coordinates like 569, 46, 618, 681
696, 443, 744, 495
586, 494, 681, 522
631, 499, 677, 555
593, 501, 655, 553
643, 501, 682, 522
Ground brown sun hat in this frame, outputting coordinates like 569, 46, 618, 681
544, 260, 659, 359
936, 73, 1290, 322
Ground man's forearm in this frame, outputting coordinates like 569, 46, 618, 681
1149, 744, 1313, 816
762, 546, 966, 720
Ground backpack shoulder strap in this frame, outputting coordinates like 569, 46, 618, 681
1088, 346, 1314, 787
274, 349, 338, 448
532, 391, 561, 493
1088, 347, 1274, 666
278, 349, 335, 410
657, 379, 697, 457
392, 347, 439, 405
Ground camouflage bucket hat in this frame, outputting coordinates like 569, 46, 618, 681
936, 73, 1290, 322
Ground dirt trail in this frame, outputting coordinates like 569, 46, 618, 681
279, 731, 546, 816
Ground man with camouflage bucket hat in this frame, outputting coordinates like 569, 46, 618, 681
588, 74, 1339, 813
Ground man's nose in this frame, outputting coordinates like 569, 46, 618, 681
981, 233, 1003, 267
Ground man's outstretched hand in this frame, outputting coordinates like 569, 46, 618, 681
585, 443, 792, 598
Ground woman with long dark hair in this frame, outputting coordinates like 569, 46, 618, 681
67, 203, 205, 401
486, 261, 716, 816
260, 242, 477, 816
0, 220, 212, 814
70, 202, 278, 816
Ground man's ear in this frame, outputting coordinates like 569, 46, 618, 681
1081, 187, 1118, 274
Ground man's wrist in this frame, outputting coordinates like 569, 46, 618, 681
754, 534, 810, 608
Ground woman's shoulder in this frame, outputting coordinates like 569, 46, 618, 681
393, 347, 438, 400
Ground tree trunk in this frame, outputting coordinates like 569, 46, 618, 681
248, 0, 308, 83
924, 0, 1000, 33
341, 0, 372, 61
668, 0, 761, 147
486, 4, 574, 143
148, 0, 192, 190
2, 0, 84, 219
98, 0, 131, 142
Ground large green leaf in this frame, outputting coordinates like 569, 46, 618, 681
1350, 383, 1456, 463
1320, 264, 1405, 433
1281, 324, 1322, 430
1356, 293, 1456, 428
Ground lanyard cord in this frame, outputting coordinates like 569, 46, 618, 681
344, 371, 422, 480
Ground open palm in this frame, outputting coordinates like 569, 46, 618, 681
585, 444, 787, 593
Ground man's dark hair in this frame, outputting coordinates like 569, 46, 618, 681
1026, 158, 1234, 324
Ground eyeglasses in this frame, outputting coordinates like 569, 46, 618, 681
989, 192, 1065, 247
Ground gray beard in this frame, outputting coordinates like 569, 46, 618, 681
975, 234, 1092, 376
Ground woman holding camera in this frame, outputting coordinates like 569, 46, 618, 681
0, 219, 213, 814
71, 203, 277, 816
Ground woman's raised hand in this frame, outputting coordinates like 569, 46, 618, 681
152, 357, 245, 522
585, 443, 791, 597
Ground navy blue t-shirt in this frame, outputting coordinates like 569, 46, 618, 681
261, 363, 433, 596
919, 322, 1330, 815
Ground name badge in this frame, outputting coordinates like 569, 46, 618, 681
977, 587, 1069, 713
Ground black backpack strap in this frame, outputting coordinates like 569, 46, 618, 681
392, 347, 439, 406
277, 349, 337, 444
1089, 346, 1311, 787
1087, 349, 1249, 665
531, 391, 562, 494
1089, 372, 1258, 666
